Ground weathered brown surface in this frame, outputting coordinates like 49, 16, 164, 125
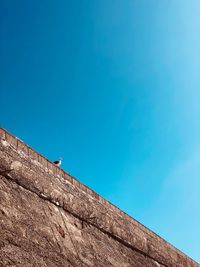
0, 128, 199, 267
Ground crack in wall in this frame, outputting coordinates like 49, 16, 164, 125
0, 170, 168, 267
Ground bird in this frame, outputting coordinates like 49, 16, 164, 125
53, 157, 62, 167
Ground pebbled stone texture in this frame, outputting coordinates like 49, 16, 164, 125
0, 128, 199, 267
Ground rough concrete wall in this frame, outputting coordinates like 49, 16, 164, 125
0, 128, 199, 267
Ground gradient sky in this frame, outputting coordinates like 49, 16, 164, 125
1, 0, 200, 262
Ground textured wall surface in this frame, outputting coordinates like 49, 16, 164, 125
0, 128, 199, 267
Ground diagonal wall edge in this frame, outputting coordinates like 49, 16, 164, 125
0, 128, 199, 267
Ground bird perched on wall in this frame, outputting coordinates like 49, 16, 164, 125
53, 157, 62, 167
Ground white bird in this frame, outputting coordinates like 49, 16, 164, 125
53, 157, 62, 167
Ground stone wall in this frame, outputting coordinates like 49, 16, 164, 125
0, 128, 199, 267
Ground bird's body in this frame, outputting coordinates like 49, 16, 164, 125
53, 158, 62, 167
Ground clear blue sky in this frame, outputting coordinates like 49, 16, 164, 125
1, 0, 200, 262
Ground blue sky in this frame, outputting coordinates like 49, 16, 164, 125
0, 0, 200, 262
